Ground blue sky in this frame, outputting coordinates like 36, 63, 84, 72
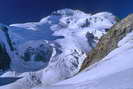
0, 0, 133, 24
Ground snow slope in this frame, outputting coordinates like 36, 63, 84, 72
33, 31, 133, 89
0, 9, 116, 89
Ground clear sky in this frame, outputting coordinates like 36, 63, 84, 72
0, 0, 133, 24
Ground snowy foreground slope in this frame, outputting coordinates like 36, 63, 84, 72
33, 15, 133, 89
0, 9, 118, 89
39, 32, 133, 89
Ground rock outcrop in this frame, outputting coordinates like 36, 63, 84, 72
0, 42, 11, 71
80, 14, 133, 71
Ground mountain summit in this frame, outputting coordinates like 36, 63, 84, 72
0, 9, 116, 74
2, 9, 131, 89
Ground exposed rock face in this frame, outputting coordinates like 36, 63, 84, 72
0, 42, 11, 71
80, 14, 133, 71
0, 25, 12, 71
19, 40, 53, 63
0, 26, 14, 51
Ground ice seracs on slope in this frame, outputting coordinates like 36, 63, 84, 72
33, 14, 133, 89
8, 9, 116, 73
36, 31, 133, 89
0, 9, 116, 89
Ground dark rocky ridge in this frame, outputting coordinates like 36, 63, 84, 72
0, 42, 11, 71
0, 25, 12, 71
80, 14, 133, 71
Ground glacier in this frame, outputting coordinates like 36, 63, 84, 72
33, 28, 133, 89
0, 9, 117, 89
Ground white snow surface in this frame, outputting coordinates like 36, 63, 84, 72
32, 31, 133, 89
8, 9, 116, 73
0, 9, 117, 89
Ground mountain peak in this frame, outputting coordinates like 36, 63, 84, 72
0, 9, 118, 89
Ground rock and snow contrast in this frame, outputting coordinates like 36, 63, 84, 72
34, 14, 133, 89
1, 9, 133, 89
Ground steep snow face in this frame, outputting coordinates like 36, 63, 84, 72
33, 31, 133, 89
0, 9, 116, 87
8, 9, 116, 73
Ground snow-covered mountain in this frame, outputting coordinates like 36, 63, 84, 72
0, 9, 120, 89
33, 14, 133, 89
0, 9, 116, 73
